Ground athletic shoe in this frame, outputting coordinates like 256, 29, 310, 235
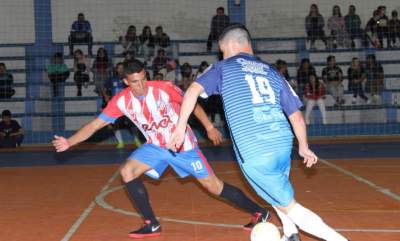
128, 220, 161, 239
243, 211, 270, 231
284, 233, 301, 241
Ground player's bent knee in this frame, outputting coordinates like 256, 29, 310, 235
120, 160, 144, 183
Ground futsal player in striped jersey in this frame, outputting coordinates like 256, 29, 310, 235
53, 59, 269, 239
169, 24, 349, 241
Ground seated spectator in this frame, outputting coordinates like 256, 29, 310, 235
297, 58, 316, 98
139, 26, 155, 64
322, 55, 345, 106
119, 25, 140, 59
347, 57, 368, 104
152, 49, 170, 76
328, 5, 350, 48
365, 10, 380, 48
305, 4, 327, 49
178, 62, 194, 91
344, 5, 368, 48
92, 48, 111, 96
377, 6, 390, 48
68, 13, 93, 56
158, 59, 177, 83
0, 63, 15, 99
195, 61, 210, 79
47, 53, 70, 97
73, 49, 91, 96
365, 54, 384, 104
389, 10, 400, 47
0, 110, 23, 148
154, 72, 164, 80
154, 26, 171, 54
304, 74, 327, 125
275, 60, 296, 89
207, 7, 230, 51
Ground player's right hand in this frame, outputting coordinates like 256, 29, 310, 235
52, 135, 70, 152
167, 127, 186, 152
298, 147, 318, 168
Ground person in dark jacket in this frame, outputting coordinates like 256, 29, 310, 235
207, 7, 230, 51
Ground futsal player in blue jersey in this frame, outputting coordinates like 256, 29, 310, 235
169, 24, 348, 241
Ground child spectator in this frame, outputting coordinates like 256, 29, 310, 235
73, 49, 91, 96
68, 13, 93, 56
92, 48, 111, 96
389, 10, 400, 47
47, 53, 70, 97
139, 26, 155, 64
0, 63, 15, 99
0, 110, 24, 147
154, 26, 171, 54
195, 61, 210, 79
275, 59, 296, 89
328, 5, 350, 48
305, 4, 328, 49
119, 25, 140, 59
158, 59, 177, 83
365, 54, 384, 104
347, 57, 368, 104
322, 55, 344, 106
178, 62, 194, 91
297, 58, 316, 98
304, 74, 327, 125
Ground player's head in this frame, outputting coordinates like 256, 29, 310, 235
1, 109, 12, 123
122, 59, 147, 97
218, 23, 253, 59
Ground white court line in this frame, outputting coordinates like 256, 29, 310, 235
60, 169, 120, 241
318, 158, 400, 202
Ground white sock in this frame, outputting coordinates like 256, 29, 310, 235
273, 206, 298, 237
287, 203, 348, 241
114, 130, 124, 144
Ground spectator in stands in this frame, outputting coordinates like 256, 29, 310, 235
154, 26, 171, 54
389, 10, 400, 48
0, 110, 23, 148
347, 57, 368, 104
344, 5, 367, 48
305, 4, 327, 49
152, 48, 170, 76
327, 5, 350, 49
275, 59, 296, 89
119, 25, 140, 59
178, 62, 194, 91
376, 5, 390, 48
207, 7, 230, 51
158, 59, 177, 83
365, 54, 384, 104
139, 26, 155, 65
47, 53, 70, 97
154, 72, 164, 80
68, 13, 93, 56
304, 74, 327, 125
297, 58, 316, 98
73, 49, 90, 96
0, 63, 15, 99
92, 48, 111, 97
322, 55, 345, 106
195, 61, 210, 79
365, 10, 381, 48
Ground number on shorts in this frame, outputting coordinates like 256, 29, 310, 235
245, 74, 276, 104
191, 161, 203, 172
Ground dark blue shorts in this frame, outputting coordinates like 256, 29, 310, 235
128, 144, 213, 179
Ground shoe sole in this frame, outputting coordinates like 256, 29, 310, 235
128, 232, 161, 239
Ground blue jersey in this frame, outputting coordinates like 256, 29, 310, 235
196, 53, 302, 162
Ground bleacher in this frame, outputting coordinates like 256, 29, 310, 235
1, 37, 400, 143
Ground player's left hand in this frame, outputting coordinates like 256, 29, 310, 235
298, 146, 318, 168
206, 127, 222, 146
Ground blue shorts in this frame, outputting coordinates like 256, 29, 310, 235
128, 144, 213, 180
238, 149, 294, 207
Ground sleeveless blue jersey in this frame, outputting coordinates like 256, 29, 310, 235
196, 53, 302, 162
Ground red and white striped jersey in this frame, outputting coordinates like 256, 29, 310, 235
100, 81, 198, 151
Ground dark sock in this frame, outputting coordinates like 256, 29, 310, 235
125, 178, 158, 224
219, 182, 267, 216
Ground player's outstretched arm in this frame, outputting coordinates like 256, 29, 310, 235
52, 117, 109, 152
168, 82, 205, 151
288, 111, 318, 168
193, 104, 222, 146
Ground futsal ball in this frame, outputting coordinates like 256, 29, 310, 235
250, 222, 281, 241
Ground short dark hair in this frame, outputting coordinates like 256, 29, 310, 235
2, 109, 11, 117
366, 54, 376, 61
392, 10, 398, 17
327, 55, 335, 62
0, 62, 5, 68
217, 7, 224, 12
78, 13, 84, 17
123, 59, 144, 77
218, 23, 252, 43
155, 26, 163, 31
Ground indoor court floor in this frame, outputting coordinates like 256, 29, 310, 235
0, 142, 399, 241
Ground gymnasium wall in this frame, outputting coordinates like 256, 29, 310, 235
0, 0, 35, 44
247, 0, 400, 38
